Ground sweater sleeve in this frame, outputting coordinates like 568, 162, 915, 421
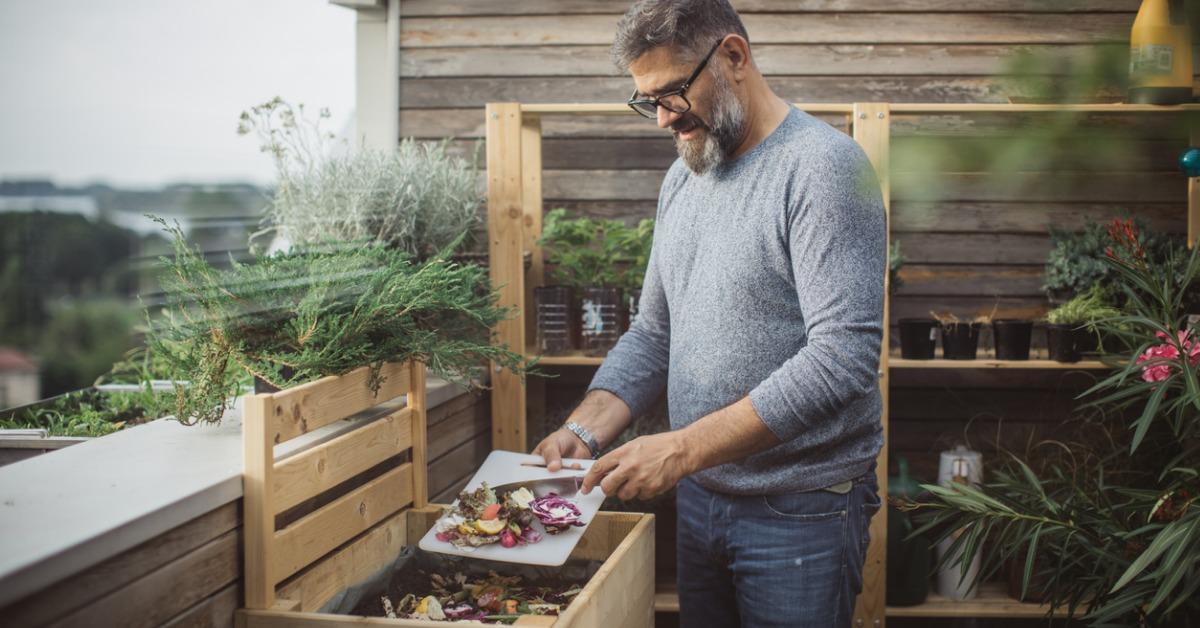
748, 144, 886, 442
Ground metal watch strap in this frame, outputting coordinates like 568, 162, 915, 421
563, 421, 601, 459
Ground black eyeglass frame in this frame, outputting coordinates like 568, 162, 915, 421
626, 38, 725, 119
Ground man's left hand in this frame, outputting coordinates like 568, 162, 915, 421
580, 431, 695, 501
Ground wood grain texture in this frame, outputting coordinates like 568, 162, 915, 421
161, 583, 238, 628
399, 14, 1127, 48
272, 407, 413, 514
852, 103, 889, 628
268, 362, 411, 444
408, 363, 428, 508
486, 103, 528, 453
272, 463, 414, 585
275, 508, 412, 612
243, 393, 277, 610
399, 0, 1140, 16
400, 44, 1111, 78
48, 531, 240, 628
0, 501, 240, 627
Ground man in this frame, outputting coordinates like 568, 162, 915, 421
531, 1, 885, 626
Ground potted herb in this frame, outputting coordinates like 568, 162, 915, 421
145, 220, 527, 426
1044, 285, 1121, 362
931, 310, 992, 361
538, 209, 630, 357
239, 97, 482, 260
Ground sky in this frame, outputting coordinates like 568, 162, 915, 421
0, 0, 355, 188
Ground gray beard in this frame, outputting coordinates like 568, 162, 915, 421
674, 70, 746, 175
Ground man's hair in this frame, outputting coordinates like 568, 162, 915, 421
611, 0, 750, 72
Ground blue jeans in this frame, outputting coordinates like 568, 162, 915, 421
675, 473, 881, 628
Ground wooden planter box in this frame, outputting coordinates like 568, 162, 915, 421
235, 360, 654, 628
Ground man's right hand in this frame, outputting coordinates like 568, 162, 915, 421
531, 428, 590, 472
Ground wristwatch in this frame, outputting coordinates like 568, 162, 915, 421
563, 421, 601, 459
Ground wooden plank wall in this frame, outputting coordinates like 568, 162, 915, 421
0, 391, 489, 627
397, 0, 1192, 481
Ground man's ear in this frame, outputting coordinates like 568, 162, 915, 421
720, 35, 752, 82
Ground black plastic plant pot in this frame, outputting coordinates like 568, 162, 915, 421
1046, 323, 1081, 363
940, 322, 981, 360
535, 285, 575, 356
623, 288, 642, 333
1075, 326, 1103, 356
993, 319, 1033, 360
898, 318, 937, 360
254, 366, 298, 394
580, 286, 621, 357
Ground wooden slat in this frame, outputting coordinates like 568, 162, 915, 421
276, 508, 414, 612
399, 43, 1109, 78
486, 103, 528, 453
1, 501, 240, 627
522, 116, 546, 348
892, 233, 1051, 264
896, 265, 1044, 297
161, 583, 238, 628
555, 514, 655, 627
243, 393, 276, 610
891, 201, 1184, 233
48, 530, 240, 628
268, 362, 412, 444
399, 76, 1063, 108
408, 363, 428, 508
399, 0, 1140, 16
427, 431, 491, 491
852, 102, 889, 628
887, 581, 1065, 618
511, 170, 1185, 204
403, 108, 847, 138
427, 398, 489, 461
399, 13, 1126, 48
273, 463, 414, 584
272, 407, 414, 514
891, 296, 1049, 321
891, 358, 1111, 369
238, 609, 468, 627
443, 136, 1182, 172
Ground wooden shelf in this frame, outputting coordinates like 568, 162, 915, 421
886, 582, 1064, 619
656, 581, 1064, 619
890, 358, 1112, 370
527, 349, 605, 366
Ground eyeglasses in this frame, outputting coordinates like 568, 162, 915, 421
627, 38, 724, 119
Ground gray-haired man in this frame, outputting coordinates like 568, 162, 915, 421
532, 2, 885, 625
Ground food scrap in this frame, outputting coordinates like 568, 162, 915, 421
434, 483, 543, 549
376, 571, 583, 623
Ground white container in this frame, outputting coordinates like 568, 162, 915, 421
935, 445, 983, 601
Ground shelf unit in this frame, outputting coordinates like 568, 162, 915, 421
484, 101, 1200, 625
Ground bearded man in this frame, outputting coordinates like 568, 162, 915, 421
532, 2, 886, 626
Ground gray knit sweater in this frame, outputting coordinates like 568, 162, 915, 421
587, 107, 885, 495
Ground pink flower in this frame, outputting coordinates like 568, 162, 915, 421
1137, 329, 1200, 381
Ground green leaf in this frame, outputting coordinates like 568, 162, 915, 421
1130, 380, 1169, 454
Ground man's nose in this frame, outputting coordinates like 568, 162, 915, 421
657, 106, 682, 130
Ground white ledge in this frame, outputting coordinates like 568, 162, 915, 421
0, 377, 469, 608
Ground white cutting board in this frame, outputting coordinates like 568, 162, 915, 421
417, 450, 605, 566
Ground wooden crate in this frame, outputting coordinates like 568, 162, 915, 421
235, 359, 655, 627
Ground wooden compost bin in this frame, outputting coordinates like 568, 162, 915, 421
235, 359, 655, 628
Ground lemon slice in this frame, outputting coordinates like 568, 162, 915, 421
474, 518, 507, 535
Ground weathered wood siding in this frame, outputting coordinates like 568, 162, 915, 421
0, 391, 489, 627
398, 1, 1189, 480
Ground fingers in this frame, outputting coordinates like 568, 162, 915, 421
581, 451, 617, 494
542, 440, 564, 472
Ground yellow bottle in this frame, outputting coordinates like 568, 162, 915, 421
1129, 0, 1193, 104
